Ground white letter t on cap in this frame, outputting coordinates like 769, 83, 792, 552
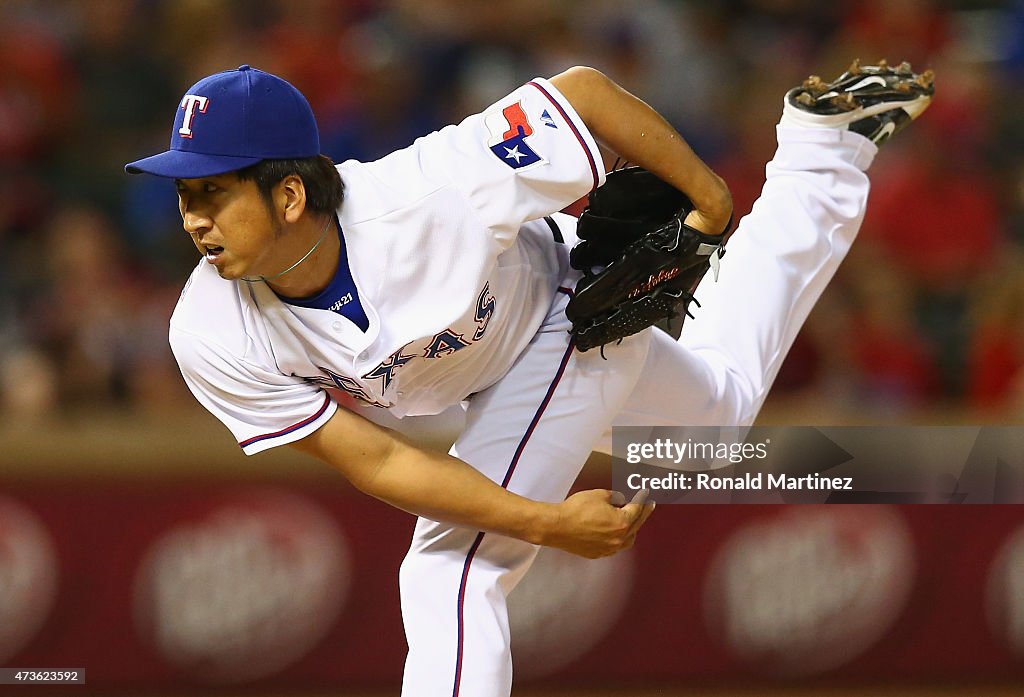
179, 95, 209, 138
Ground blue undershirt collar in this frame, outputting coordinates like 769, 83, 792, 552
276, 216, 370, 332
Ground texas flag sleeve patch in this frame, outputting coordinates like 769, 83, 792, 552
485, 101, 545, 170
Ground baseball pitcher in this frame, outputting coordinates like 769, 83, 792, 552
126, 59, 933, 696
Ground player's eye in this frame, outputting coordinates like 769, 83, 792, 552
203, 183, 219, 193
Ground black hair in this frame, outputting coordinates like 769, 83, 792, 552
235, 155, 344, 214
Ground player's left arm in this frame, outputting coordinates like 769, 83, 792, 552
550, 66, 733, 237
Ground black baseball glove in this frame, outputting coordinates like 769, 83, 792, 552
565, 167, 730, 353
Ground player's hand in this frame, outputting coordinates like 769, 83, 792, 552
544, 489, 655, 559
684, 206, 731, 238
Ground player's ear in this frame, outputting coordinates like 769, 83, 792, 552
276, 174, 308, 223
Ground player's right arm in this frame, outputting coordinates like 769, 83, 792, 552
290, 406, 653, 559
550, 66, 732, 238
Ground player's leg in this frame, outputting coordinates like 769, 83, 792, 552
615, 125, 876, 425
399, 290, 650, 697
616, 61, 933, 426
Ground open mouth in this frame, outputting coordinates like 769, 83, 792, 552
204, 245, 225, 260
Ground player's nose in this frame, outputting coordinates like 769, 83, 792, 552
181, 209, 212, 235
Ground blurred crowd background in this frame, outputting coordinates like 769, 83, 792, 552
2, 3, 1024, 693
1, 0, 1023, 426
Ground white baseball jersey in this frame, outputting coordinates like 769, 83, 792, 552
169, 78, 605, 455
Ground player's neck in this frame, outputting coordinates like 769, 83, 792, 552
263, 214, 340, 299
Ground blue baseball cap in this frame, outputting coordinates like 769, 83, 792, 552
125, 65, 320, 178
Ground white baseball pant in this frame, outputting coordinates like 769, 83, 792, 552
398, 125, 878, 696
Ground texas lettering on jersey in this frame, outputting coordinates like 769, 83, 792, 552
304, 283, 498, 406
422, 282, 496, 358
485, 101, 545, 170
364, 346, 415, 391
311, 367, 391, 408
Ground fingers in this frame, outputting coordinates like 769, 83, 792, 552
628, 488, 649, 506
623, 502, 654, 536
635, 499, 656, 529
608, 488, 645, 508
563, 488, 655, 557
622, 489, 655, 537
618, 505, 654, 552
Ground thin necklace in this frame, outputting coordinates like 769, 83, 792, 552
242, 216, 333, 283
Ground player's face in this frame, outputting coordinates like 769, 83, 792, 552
175, 175, 283, 280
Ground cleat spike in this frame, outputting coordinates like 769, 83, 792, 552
796, 92, 816, 106
877, 58, 889, 71
848, 58, 862, 75
917, 69, 935, 88
829, 92, 856, 111
895, 81, 912, 93
803, 75, 826, 93
897, 61, 913, 76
